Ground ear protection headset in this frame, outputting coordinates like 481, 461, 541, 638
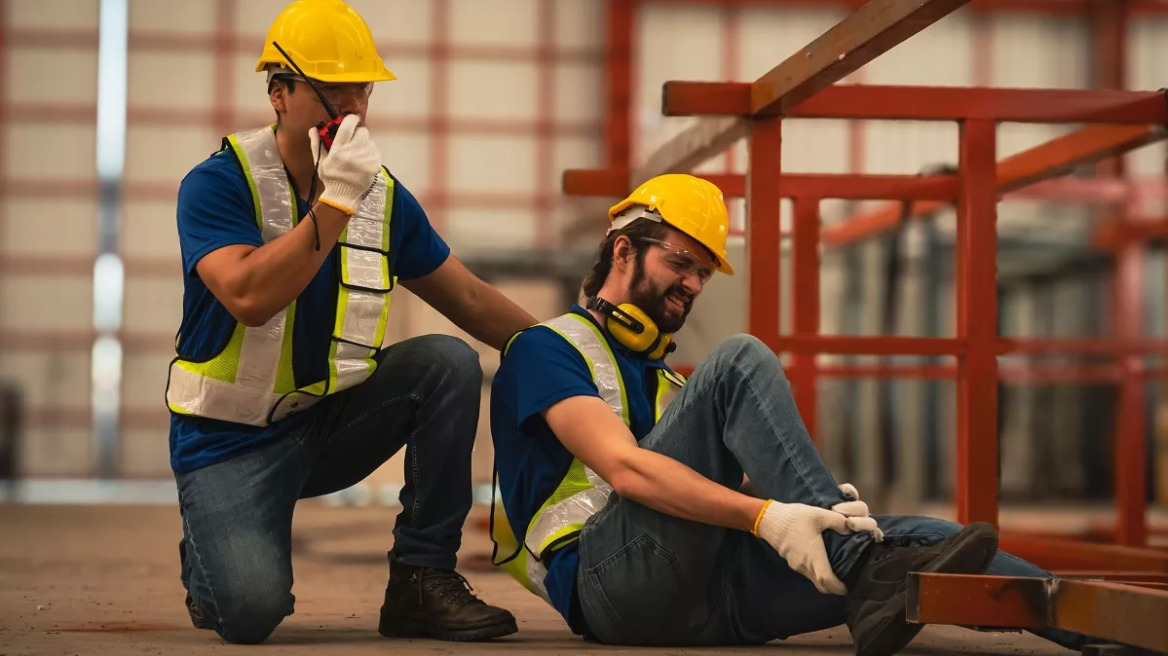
586, 296, 676, 360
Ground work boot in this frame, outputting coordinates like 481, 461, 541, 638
378, 553, 518, 642
845, 522, 999, 656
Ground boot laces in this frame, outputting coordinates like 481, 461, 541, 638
420, 569, 480, 609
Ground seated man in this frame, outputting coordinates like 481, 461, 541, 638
488, 174, 1085, 655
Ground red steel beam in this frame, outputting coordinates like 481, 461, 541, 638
605, 0, 634, 169
1115, 242, 1148, 546
748, 118, 783, 354
775, 336, 964, 356
1001, 534, 1168, 572
649, 0, 1168, 15
663, 82, 1168, 124
790, 198, 820, 442
955, 119, 999, 528
633, 0, 971, 185
823, 124, 1167, 247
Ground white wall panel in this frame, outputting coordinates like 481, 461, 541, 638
377, 132, 431, 191
0, 351, 91, 409
125, 125, 217, 184
347, 0, 433, 46
448, 135, 535, 194
122, 276, 183, 333
450, 0, 538, 47
990, 16, 1088, 88
129, 51, 216, 109
1127, 19, 1168, 176
2, 199, 96, 256
7, 124, 96, 179
448, 60, 538, 121
9, 0, 98, 29
0, 277, 92, 330
864, 121, 958, 175
738, 8, 847, 80
556, 62, 603, 123
19, 428, 92, 476
444, 207, 537, 254
864, 12, 973, 85
8, 49, 98, 103
233, 0, 301, 37
374, 57, 432, 117
121, 353, 172, 419
121, 200, 181, 261
232, 51, 280, 117
120, 428, 171, 478
129, 0, 215, 32
555, 0, 604, 50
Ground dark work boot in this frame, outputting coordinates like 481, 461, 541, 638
378, 553, 518, 642
845, 522, 999, 656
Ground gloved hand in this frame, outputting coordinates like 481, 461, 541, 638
308, 114, 382, 215
833, 483, 884, 542
753, 500, 857, 595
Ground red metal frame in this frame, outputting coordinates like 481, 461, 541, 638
562, 0, 1168, 593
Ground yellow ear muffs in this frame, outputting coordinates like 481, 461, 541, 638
586, 297, 675, 359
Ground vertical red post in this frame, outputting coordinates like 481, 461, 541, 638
955, 119, 999, 527
1115, 243, 1148, 545
212, 0, 237, 137
747, 118, 782, 355
791, 198, 820, 442
533, 0, 556, 250
427, 0, 451, 232
605, 0, 634, 170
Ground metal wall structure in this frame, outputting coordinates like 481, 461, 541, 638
0, 0, 605, 481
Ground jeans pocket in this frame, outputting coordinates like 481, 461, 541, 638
584, 533, 683, 645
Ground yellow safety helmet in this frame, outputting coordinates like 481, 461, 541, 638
255, 0, 397, 84
608, 174, 734, 275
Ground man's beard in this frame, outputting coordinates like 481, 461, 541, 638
628, 255, 693, 334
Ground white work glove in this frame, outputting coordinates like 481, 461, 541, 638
753, 500, 873, 596
833, 483, 884, 542
308, 114, 383, 215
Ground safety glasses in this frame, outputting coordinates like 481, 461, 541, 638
276, 75, 373, 105
635, 237, 716, 284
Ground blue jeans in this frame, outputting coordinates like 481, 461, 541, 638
175, 334, 481, 644
575, 335, 1084, 649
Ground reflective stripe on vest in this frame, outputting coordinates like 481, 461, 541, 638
490, 312, 685, 603
165, 125, 395, 427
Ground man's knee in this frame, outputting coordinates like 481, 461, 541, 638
708, 334, 780, 375
214, 587, 293, 645
404, 334, 483, 387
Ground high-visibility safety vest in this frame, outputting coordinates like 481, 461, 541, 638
490, 312, 685, 603
166, 125, 396, 427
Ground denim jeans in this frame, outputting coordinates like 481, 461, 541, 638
175, 334, 481, 644
575, 334, 1084, 649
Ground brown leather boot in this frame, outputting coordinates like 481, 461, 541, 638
378, 553, 517, 642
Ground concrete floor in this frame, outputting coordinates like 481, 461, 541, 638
0, 503, 1077, 656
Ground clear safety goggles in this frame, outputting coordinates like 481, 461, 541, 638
635, 237, 716, 285
273, 74, 373, 105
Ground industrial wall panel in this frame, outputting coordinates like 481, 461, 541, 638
450, 0, 538, 47
119, 428, 172, 479
19, 428, 92, 477
0, 351, 91, 410
448, 60, 538, 122
233, 0, 306, 36
556, 62, 603, 123
990, 15, 1088, 88
1, 199, 96, 257
232, 51, 282, 117
128, 0, 216, 33
555, 0, 604, 50
1127, 19, 1168, 176
0, 277, 92, 330
737, 7, 847, 81
9, 0, 97, 30
7, 124, 96, 180
636, 3, 721, 160
121, 353, 172, 421
864, 121, 958, 176
377, 132, 432, 192
345, 0, 434, 46
371, 57, 433, 117
444, 207, 537, 254
864, 12, 973, 85
126, 125, 218, 185
122, 276, 184, 334
447, 134, 535, 194
129, 51, 216, 109
7, 49, 98, 103
121, 200, 181, 261
781, 119, 851, 174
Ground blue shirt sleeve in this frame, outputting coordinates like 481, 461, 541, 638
391, 180, 451, 280
502, 327, 600, 428
176, 151, 264, 277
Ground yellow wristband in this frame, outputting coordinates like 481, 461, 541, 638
318, 196, 356, 216
752, 499, 773, 536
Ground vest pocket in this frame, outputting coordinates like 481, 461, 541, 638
582, 532, 683, 645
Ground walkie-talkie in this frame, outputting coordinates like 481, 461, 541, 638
272, 41, 344, 149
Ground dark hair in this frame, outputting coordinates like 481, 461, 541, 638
581, 218, 669, 298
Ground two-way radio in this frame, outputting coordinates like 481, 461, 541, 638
271, 41, 345, 149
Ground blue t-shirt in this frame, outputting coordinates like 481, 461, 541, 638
169, 144, 450, 473
489, 305, 678, 634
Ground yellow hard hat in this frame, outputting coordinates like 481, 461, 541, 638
255, 0, 397, 84
608, 174, 734, 275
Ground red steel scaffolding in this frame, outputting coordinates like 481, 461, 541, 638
568, 0, 1168, 647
